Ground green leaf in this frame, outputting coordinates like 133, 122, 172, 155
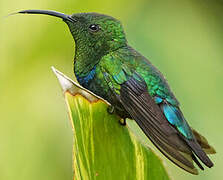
52, 67, 171, 180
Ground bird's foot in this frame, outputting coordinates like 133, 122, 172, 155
107, 105, 115, 114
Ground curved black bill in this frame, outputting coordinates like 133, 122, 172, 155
18, 9, 76, 22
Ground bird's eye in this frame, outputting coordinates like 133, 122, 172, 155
89, 24, 100, 32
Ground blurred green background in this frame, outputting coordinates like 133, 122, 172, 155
0, 0, 222, 179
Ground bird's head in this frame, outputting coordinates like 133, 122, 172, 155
67, 12, 127, 53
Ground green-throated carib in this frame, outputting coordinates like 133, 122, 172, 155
17, 9, 215, 174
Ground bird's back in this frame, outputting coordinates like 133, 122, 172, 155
95, 46, 177, 105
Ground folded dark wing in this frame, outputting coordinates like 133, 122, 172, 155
119, 77, 201, 174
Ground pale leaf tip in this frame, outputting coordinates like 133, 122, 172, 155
51, 66, 74, 92
51, 66, 110, 104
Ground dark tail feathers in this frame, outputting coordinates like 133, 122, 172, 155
186, 139, 214, 169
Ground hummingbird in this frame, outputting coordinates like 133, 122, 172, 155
16, 9, 215, 174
